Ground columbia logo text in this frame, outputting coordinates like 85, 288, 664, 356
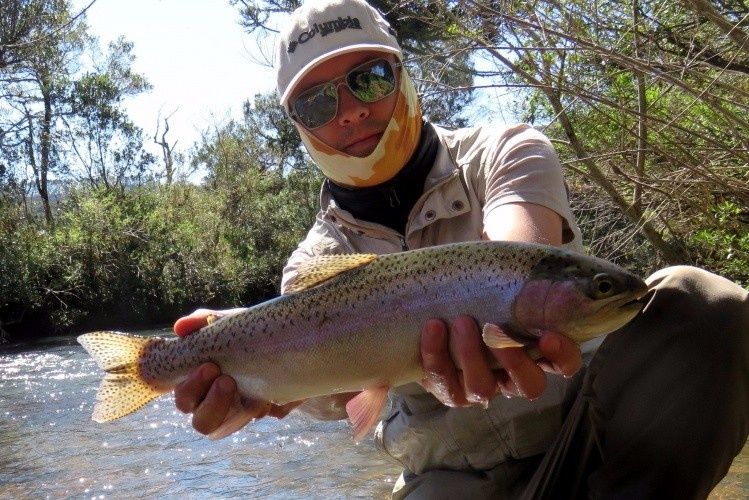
288, 16, 362, 53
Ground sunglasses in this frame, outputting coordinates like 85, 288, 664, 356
290, 58, 400, 130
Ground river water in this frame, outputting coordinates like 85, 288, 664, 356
0, 331, 745, 499
0, 330, 400, 499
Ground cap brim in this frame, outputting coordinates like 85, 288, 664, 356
279, 44, 402, 108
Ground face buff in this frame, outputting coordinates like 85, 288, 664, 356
294, 69, 423, 188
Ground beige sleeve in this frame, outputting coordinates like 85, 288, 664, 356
280, 215, 351, 294
479, 124, 577, 245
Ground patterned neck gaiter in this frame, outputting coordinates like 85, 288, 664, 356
327, 121, 438, 235
295, 69, 423, 188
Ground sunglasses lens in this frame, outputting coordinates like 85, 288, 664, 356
292, 59, 397, 129
347, 60, 396, 102
293, 84, 338, 129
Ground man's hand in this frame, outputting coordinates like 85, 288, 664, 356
419, 316, 581, 406
172, 309, 303, 440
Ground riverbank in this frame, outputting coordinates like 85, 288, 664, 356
0, 312, 175, 344
0, 299, 234, 344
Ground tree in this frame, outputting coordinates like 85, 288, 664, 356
153, 109, 183, 186
2, 1, 81, 223
1, 2, 153, 224
67, 36, 154, 190
0, 0, 93, 70
191, 91, 322, 296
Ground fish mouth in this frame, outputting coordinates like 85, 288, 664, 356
619, 294, 648, 313
568, 284, 650, 342
596, 282, 650, 317
621, 281, 651, 309
612, 296, 645, 318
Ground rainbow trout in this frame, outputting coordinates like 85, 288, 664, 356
78, 241, 648, 438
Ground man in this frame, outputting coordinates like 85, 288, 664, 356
173, 1, 748, 498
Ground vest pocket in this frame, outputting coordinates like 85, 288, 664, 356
376, 398, 472, 474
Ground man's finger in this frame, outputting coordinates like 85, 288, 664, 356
174, 308, 247, 337
420, 319, 467, 407
192, 375, 237, 435
537, 331, 582, 378
173, 315, 211, 337
174, 363, 220, 413
491, 346, 547, 400
450, 316, 497, 404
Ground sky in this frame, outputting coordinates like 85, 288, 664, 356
75, 0, 277, 159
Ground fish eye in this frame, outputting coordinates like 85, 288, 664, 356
593, 274, 615, 297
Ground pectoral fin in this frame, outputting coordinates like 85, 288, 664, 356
482, 323, 525, 349
345, 386, 389, 442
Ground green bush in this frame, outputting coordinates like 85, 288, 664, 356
691, 200, 749, 288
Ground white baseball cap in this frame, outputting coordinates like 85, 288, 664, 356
275, 0, 402, 109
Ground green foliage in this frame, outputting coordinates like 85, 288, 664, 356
0, 80, 322, 340
0, 196, 41, 312
0, 166, 321, 338
691, 201, 749, 287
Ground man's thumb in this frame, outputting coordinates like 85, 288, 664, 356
173, 315, 210, 337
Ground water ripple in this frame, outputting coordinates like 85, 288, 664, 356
0, 334, 399, 498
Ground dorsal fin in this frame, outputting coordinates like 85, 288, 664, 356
284, 253, 378, 294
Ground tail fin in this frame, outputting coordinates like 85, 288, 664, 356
78, 331, 162, 423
